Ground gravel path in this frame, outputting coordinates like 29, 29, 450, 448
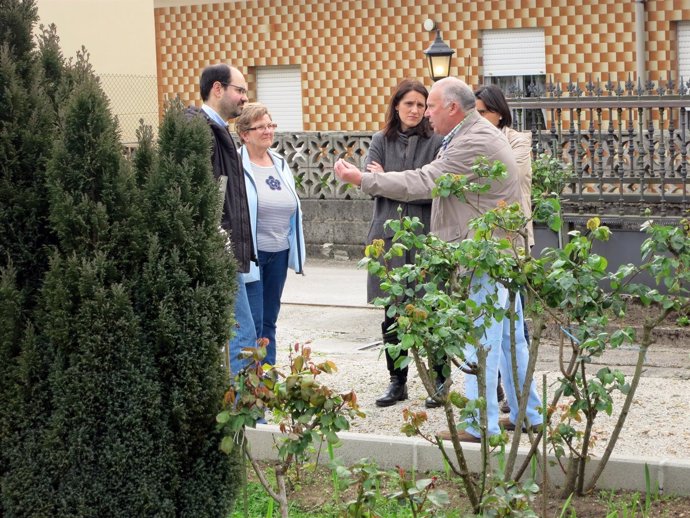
274, 303, 690, 462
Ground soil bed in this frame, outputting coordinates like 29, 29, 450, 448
238, 461, 690, 517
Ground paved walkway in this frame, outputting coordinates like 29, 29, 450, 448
277, 259, 690, 460
281, 259, 381, 353
283, 258, 371, 308
281, 259, 690, 377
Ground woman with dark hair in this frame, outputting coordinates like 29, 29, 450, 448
474, 84, 533, 248
365, 79, 443, 408
475, 84, 534, 416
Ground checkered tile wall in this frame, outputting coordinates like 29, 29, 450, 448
154, 0, 690, 131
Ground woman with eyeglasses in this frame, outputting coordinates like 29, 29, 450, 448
475, 84, 534, 415
365, 79, 443, 408
236, 103, 305, 366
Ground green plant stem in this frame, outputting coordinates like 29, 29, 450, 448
504, 291, 523, 480
542, 373, 548, 518
584, 309, 672, 492
505, 293, 542, 481
476, 344, 489, 499
327, 442, 339, 501
242, 441, 250, 518
244, 442, 290, 518
514, 315, 568, 481
437, 406, 480, 512
514, 400, 556, 481
644, 463, 652, 516
576, 360, 595, 495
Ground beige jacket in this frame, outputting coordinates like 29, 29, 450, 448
504, 127, 534, 248
360, 110, 524, 247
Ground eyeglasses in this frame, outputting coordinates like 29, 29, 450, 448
219, 82, 248, 96
477, 109, 494, 115
248, 123, 278, 132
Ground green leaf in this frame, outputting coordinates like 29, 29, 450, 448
334, 416, 349, 430
415, 478, 433, 490
427, 489, 450, 507
548, 214, 563, 232
220, 435, 236, 454
401, 334, 415, 349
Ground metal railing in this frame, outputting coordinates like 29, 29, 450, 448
122, 76, 690, 222
266, 78, 690, 222
508, 78, 690, 220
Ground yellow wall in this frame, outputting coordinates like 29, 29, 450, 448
36, 0, 157, 75
36, 0, 159, 143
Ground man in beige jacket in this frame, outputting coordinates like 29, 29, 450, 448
335, 77, 542, 442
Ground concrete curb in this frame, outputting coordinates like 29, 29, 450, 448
246, 426, 690, 496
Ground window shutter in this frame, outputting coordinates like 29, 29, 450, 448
483, 29, 546, 77
256, 67, 304, 131
678, 23, 690, 83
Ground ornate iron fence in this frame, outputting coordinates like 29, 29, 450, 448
508, 78, 690, 220
262, 79, 690, 222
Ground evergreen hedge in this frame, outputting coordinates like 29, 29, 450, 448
1, 2, 241, 515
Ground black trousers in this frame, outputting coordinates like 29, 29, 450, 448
383, 310, 445, 384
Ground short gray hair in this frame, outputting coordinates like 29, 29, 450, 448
436, 77, 476, 112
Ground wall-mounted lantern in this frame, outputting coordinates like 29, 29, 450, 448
423, 19, 454, 82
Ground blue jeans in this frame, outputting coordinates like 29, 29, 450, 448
245, 249, 289, 366
228, 273, 257, 377
464, 274, 542, 437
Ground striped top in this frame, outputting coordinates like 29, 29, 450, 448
251, 162, 297, 252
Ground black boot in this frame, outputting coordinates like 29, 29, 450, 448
425, 380, 445, 408
376, 376, 408, 407
377, 317, 408, 408
425, 364, 447, 408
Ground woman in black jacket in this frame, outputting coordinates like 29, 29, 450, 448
364, 79, 443, 407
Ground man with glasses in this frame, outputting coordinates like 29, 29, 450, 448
186, 63, 256, 376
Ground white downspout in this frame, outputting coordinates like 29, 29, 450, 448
635, 0, 647, 87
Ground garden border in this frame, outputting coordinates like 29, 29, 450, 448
246, 426, 690, 496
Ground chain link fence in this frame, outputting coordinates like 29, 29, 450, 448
100, 74, 159, 145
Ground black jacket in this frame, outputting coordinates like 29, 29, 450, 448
185, 106, 255, 272
363, 130, 443, 301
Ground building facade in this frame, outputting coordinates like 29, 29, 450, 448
154, 0, 690, 132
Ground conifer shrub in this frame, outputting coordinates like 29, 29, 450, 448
134, 102, 240, 516
1, 3, 63, 515
1, 2, 242, 514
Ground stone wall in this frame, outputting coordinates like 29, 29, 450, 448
302, 199, 373, 261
